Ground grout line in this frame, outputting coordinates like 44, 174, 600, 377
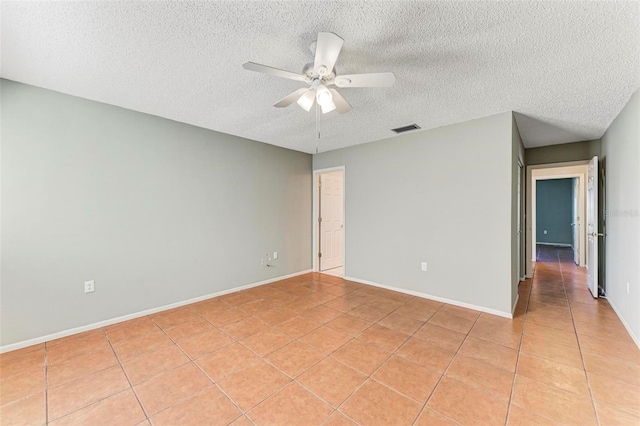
103, 327, 150, 423
556, 247, 601, 426
412, 305, 483, 425
504, 263, 533, 425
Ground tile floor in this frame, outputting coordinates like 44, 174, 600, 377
1, 245, 639, 425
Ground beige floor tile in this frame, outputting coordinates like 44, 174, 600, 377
48, 366, 129, 421
0, 392, 45, 426
458, 336, 518, 372
216, 361, 290, 411
427, 377, 509, 425
428, 311, 475, 334
326, 314, 372, 336
445, 354, 514, 400
47, 348, 118, 388
506, 404, 557, 425
122, 345, 189, 385
299, 326, 351, 355
265, 341, 324, 378
298, 357, 366, 407
163, 318, 217, 342
47, 333, 111, 365
377, 313, 423, 335
582, 352, 640, 387
511, 375, 596, 425
372, 355, 440, 403
112, 330, 174, 362
0, 369, 45, 407
520, 334, 584, 369
273, 315, 321, 338
133, 363, 211, 416
195, 343, 260, 381
588, 371, 640, 417
413, 323, 466, 351
253, 306, 297, 325
201, 307, 250, 327
240, 327, 293, 356
0, 350, 44, 381
414, 408, 458, 425
340, 380, 421, 426
396, 337, 455, 374
247, 383, 332, 425
177, 328, 234, 359
49, 389, 145, 426
150, 386, 241, 426
595, 401, 640, 426
331, 339, 390, 375
516, 352, 589, 397
358, 324, 408, 353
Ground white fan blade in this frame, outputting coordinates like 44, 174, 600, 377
334, 72, 395, 88
297, 90, 315, 111
274, 88, 309, 108
328, 89, 352, 114
242, 62, 307, 82
321, 99, 336, 114
314, 32, 344, 75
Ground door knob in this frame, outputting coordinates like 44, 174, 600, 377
590, 232, 604, 237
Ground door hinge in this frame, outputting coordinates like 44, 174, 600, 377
318, 252, 322, 258
318, 178, 322, 187
318, 217, 322, 223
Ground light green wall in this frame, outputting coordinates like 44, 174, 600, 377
525, 139, 600, 166
511, 115, 525, 308
314, 112, 514, 315
536, 179, 573, 245
600, 88, 640, 346
0, 80, 312, 346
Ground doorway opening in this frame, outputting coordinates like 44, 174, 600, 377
526, 159, 601, 298
312, 167, 345, 277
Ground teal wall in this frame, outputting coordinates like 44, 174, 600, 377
536, 179, 573, 245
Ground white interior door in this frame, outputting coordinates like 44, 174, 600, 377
572, 178, 580, 265
320, 172, 344, 271
586, 156, 599, 298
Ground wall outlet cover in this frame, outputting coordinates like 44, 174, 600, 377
421, 262, 427, 272
84, 280, 95, 294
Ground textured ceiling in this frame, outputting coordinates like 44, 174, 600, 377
2, 1, 639, 153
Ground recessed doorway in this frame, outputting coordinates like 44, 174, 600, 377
312, 167, 345, 277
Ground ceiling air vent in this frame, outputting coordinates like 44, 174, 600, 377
391, 124, 421, 134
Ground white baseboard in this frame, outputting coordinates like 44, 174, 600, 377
536, 242, 572, 247
605, 296, 640, 350
0, 269, 312, 354
344, 276, 513, 319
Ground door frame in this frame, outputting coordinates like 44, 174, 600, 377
525, 161, 589, 277
312, 166, 346, 273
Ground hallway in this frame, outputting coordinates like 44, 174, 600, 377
515, 245, 640, 424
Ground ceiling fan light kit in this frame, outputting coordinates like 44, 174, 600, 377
242, 32, 395, 115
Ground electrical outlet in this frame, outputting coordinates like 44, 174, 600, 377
261, 258, 264, 266
84, 280, 95, 294
421, 262, 427, 272
273, 251, 278, 259
627, 282, 630, 294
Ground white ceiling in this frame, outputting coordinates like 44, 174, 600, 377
2, 1, 639, 154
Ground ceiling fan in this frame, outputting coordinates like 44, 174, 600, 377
242, 32, 395, 114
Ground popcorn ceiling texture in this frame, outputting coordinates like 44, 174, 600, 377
1, 1, 639, 153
